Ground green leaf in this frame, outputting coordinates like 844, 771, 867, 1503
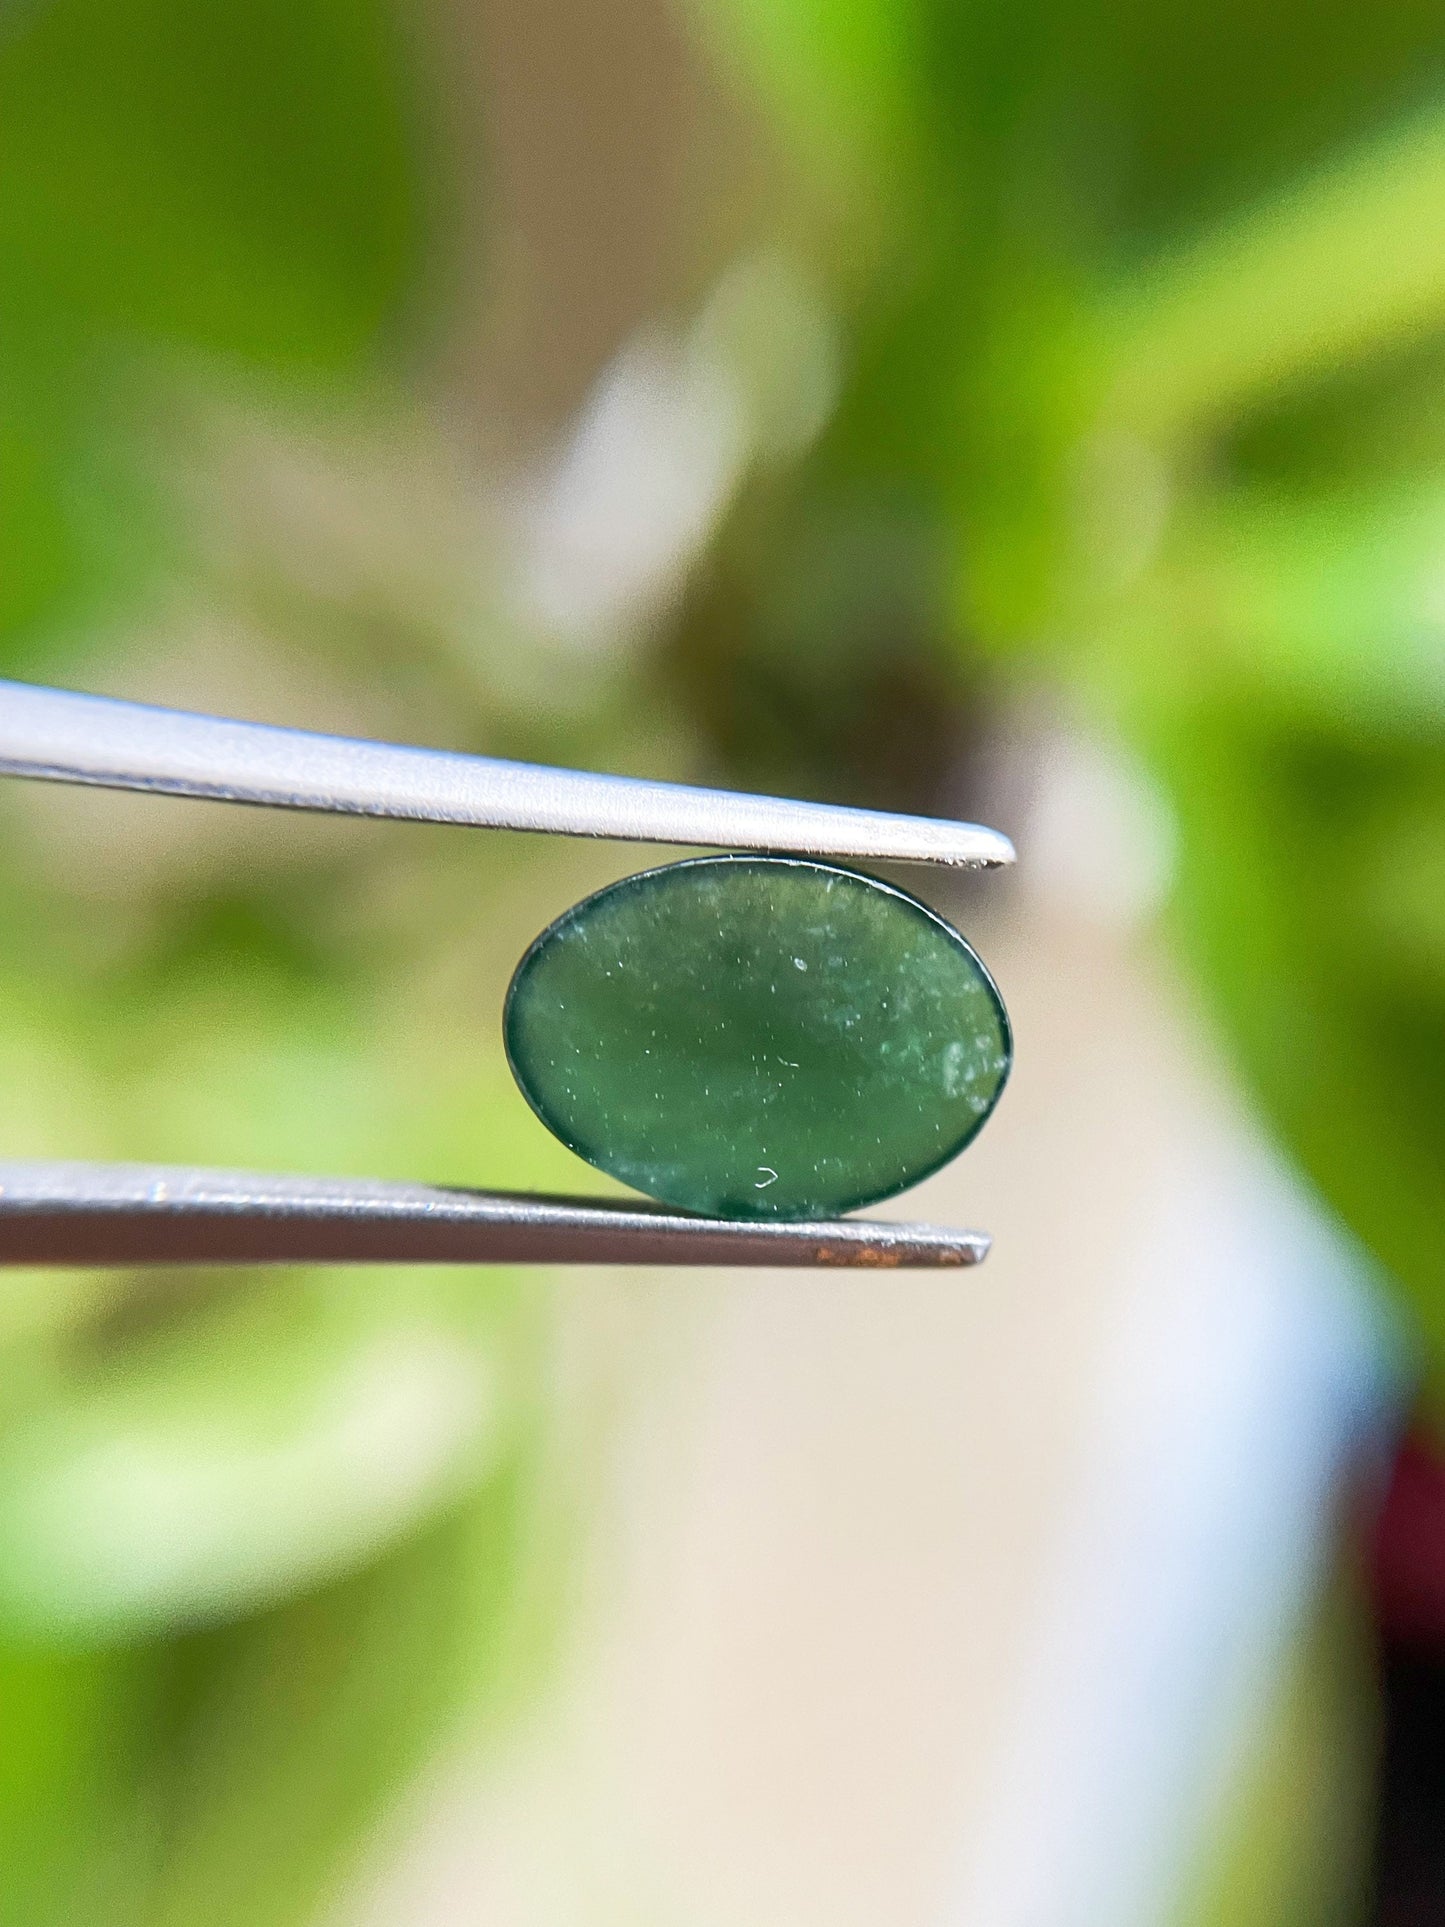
0, 0, 433, 653
1153, 704, 1445, 1401
0, 1266, 520, 1640
1100, 106, 1445, 441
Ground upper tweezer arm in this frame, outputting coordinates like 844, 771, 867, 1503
0, 679, 1015, 869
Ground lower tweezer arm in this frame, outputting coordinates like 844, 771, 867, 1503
0, 1164, 989, 1269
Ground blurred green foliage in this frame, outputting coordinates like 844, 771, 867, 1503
3, 0, 1445, 1918
688, 0, 1445, 1404
0, 2, 579, 1922
0, 0, 427, 655
668, 20, 1445, 1906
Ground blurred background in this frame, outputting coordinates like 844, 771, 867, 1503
0, 0, 1442, 1920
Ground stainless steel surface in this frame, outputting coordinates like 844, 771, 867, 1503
0, 680, 1015, 869
0, 1163, 990, 1269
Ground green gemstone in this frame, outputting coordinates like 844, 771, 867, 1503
503, 855, 1011, 1220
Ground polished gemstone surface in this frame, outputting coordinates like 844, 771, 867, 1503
504, 855, 1011, 1220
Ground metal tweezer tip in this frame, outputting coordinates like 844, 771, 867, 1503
0, 1164, 990, 1270
0, 679, 1015, 869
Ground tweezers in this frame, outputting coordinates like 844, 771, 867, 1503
0, 679, 1013, 1268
